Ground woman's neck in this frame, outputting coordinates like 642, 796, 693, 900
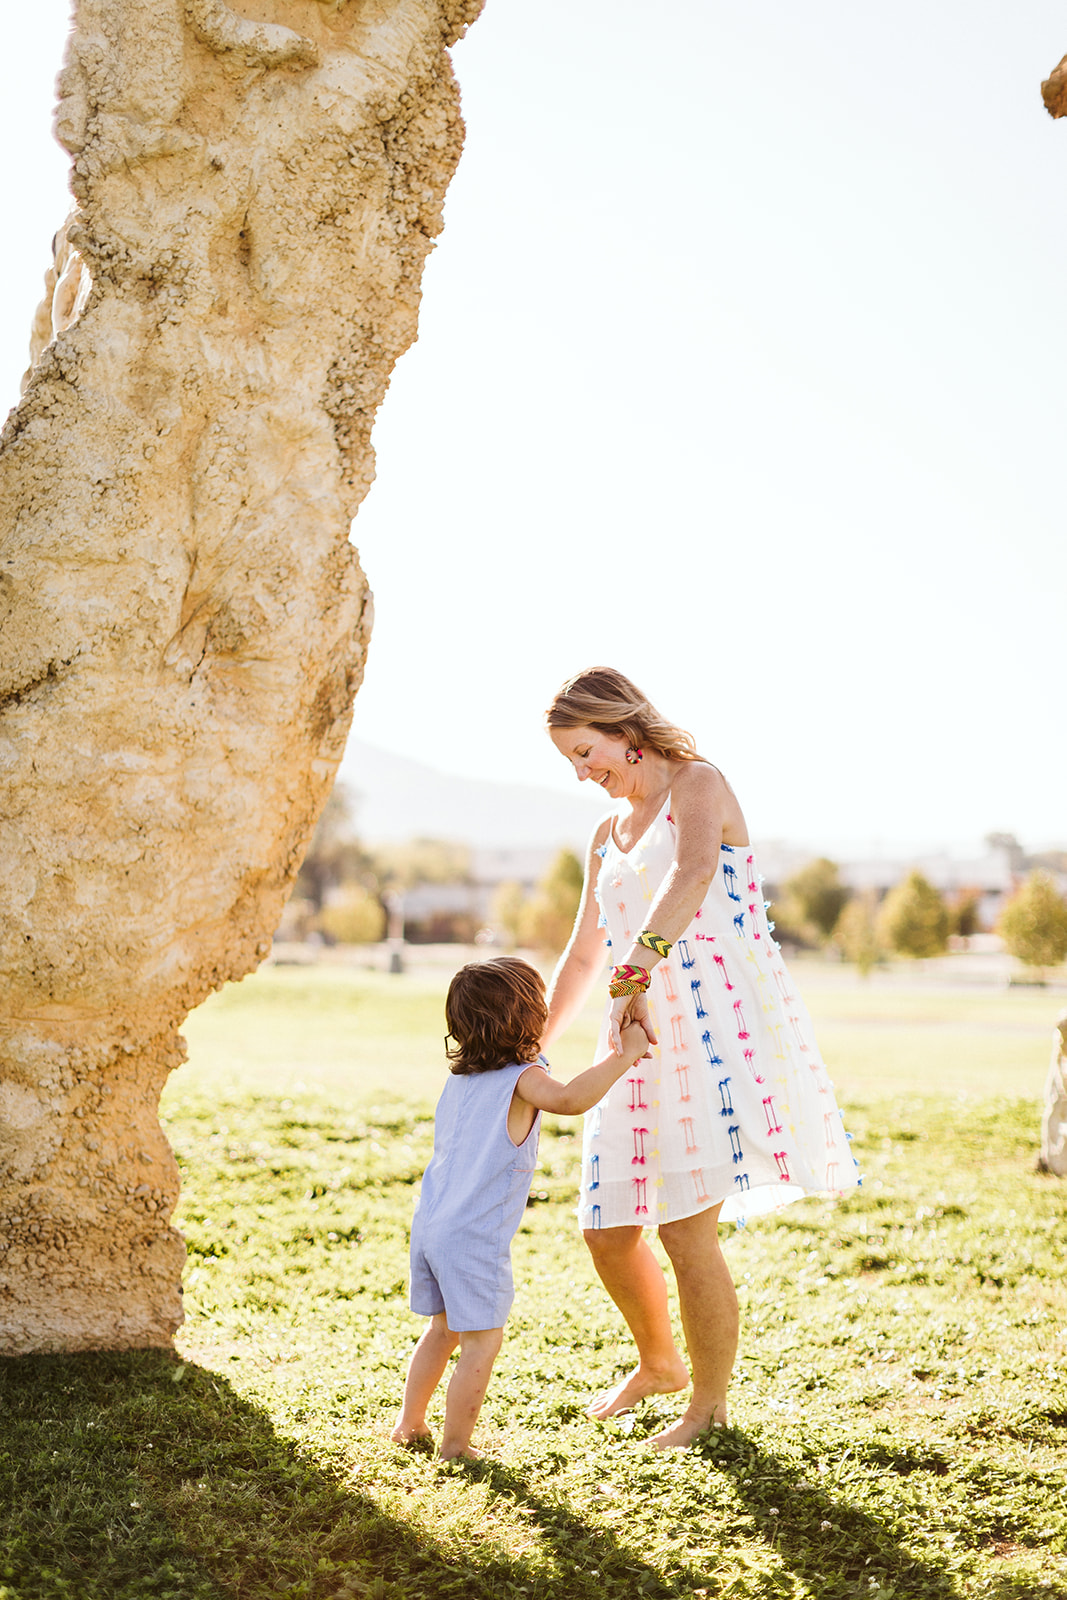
625, 752, 674, 811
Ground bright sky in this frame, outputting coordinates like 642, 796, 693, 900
3, 4, 1066, 855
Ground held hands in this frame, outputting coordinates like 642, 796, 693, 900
609, 990, 658, 1057
616, 1018, 653, 1063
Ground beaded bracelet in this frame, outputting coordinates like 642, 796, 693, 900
608, 963, 651, 998
636, 929, 673, 959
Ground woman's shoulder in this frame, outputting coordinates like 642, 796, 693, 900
668, 759, 749, 847
668, 758, 728, 803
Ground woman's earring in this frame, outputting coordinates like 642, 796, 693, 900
625, 746, 643, 765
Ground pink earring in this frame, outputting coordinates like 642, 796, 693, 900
625, 746, 643, 765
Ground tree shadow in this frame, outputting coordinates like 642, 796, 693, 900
3, 1355, 1053, 1600
0, 1351, 679, 1600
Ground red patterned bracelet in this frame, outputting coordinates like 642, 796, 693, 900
608, 963, 651, 998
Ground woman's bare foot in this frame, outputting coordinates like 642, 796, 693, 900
649, 1403, 727, 1451
588, 1358, 690, 1420
390, 1421, 433, 1447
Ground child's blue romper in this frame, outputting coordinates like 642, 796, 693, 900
409, 1059, 546, 1331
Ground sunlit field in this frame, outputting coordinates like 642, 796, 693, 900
174, 954, 1059, 1106
2, 958, 1065, 1600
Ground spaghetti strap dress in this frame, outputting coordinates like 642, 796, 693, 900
580, 798, 860, 1229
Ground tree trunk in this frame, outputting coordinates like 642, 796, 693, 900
1040, 1012, 1067, 1177
0, 0, 482, 1354
1042, 53, 1067, 118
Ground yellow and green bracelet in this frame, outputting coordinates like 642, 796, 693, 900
636, 929, 673, 959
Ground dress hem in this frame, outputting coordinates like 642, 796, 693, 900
577, 1178, 849, 1231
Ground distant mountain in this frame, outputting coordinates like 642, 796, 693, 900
337, 739, 605, 849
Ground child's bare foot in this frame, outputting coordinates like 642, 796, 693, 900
439, 1442, 482, 1461
649, 1404, 727, 1451
390, 1421, 433, 1448
588, 1358, 690, 1420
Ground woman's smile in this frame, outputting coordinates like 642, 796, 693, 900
549, 725, 631, 797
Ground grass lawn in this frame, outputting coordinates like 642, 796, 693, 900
1, 960, 1065, 1599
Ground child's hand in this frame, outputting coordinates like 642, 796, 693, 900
619, 1020, 652, 1062
607, 989, 657, 1055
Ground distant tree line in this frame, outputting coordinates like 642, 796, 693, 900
285, 783, 584, 954
489, 851, 584, 956
285, 785, 472, 945
769, 849, 1067, 978
288, 788, 1067, 975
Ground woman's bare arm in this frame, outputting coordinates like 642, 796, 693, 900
605, 762, 734, 1051
629, 760, 728, 951
541, 815, 613, 1048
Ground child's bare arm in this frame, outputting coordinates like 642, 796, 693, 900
515, 1023, 649, 1117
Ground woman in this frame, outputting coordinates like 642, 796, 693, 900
542, 666, 858, 1450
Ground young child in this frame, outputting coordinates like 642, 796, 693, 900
391, 955, 648, 1460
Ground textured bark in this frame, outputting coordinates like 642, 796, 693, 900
0, 0, 482, 1354
1040, 1012, 1067, 1177
1042, 53, 1067, 119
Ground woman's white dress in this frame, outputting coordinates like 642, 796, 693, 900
581, 799, 859, 1228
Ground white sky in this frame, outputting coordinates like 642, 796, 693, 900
2, 3, 1066, 856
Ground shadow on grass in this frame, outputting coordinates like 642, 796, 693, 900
2, 1357, 1059, 1600
682, 1425, 1065, 1600
0, 1351, 684, 1600
472, 1433, 967, 1600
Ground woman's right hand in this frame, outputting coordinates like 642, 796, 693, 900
609, 988, 658, 1056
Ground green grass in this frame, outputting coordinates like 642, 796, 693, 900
2, 962, 1066, 1600
785, 960, 1057, 1102
175, 963, 606, 1103
176, 959, 1058, 1104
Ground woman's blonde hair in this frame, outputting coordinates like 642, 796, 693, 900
545, 666, 703, 764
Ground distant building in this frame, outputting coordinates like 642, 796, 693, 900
838, 845, 1015, 929
471, 847, 554, 897
753, 837, 1050, 933
400, 847, 558, 942
756, 839, 1027, 932
400, 881, 480, 944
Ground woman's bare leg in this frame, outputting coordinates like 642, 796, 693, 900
652, 1204, 738, 1449
391, 1312, 458, 1445
583, 1225, 690, 1418
440, 1327, 505, 1459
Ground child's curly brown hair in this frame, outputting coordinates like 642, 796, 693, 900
444, 956, 548, 1075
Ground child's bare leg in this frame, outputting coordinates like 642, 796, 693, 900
391, 1313, 458, 1444
439, 1327, 504, 1460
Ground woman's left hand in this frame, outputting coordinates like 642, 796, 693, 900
609, 989, 657, 1056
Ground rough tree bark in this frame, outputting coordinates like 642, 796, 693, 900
1040, 1012, 1067, 1177
0, 0, 482, 1355
1040, 55, 1066, 1176
1042, 53, 1067, 118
